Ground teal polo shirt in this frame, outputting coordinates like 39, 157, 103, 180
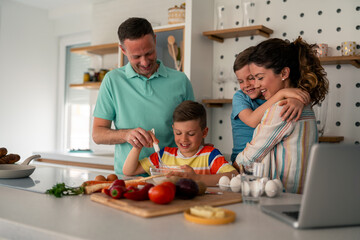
93, 60, 194, 175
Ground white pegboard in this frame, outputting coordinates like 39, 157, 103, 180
211, 0, 360, 155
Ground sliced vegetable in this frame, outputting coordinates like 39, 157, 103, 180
46, 183, 84, 198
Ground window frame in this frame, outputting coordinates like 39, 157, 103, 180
57, 33, 91, 151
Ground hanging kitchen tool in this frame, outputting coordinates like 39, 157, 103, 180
0, 155, 40, 179
179, 40, 184, 71
167, 35, 181, 71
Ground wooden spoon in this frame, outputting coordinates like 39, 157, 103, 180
167, 35, 180, 70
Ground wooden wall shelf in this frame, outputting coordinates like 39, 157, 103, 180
70, 43, 118, 56
70, 23, 185, 56
320, 55, 360, 68
202, 25, 273, 43
318, 136, 344, 143
202, 99, 232, 107
69, 82, 101, 89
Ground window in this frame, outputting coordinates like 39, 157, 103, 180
65, 43, 92, 151
58, 33, 114, 154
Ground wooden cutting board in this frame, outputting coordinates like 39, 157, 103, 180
91, 188, 242, 218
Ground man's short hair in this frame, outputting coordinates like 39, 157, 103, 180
173, 101, 207, 130
117, 17, 155, 45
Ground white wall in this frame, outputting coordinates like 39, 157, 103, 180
210, 0, 360, 154
0, 0, 92, 159
0, 0, 358, 160
0, 0, 57, 158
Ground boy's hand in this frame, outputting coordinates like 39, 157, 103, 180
279, 98, 304, 122
167, 165, 199, 181
278, 88, 310, 105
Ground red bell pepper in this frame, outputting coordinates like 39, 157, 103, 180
110, 179, 125, 188
124, 183, 154, 201
110, 185, 127, 199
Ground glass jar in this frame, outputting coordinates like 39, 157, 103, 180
83, 72, 90, 83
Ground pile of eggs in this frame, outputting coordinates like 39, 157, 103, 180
218, 174, 242, 192
218, 175, 283, 198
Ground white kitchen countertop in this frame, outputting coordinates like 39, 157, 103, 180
33, 151, 114, 166
0, 165, 359, 240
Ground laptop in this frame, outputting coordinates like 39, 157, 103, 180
261, 143, 360, 229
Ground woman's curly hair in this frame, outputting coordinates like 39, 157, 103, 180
248, 37, 329, 105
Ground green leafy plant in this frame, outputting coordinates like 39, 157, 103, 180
46, 183, 84, 198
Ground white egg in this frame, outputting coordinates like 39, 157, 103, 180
273, 179, 283, 193
230, 176, 241, 192
259, 177, 269, 196
250, 181, 261, 197
265, 180, 278, 198
236, 174, 241, 179
242, 181, 250, 196
218, 176, 230, 186
218, 176, 230, 191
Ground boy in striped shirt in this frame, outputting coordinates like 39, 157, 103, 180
123, 100, 237, 186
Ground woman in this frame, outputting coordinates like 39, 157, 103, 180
234, 37, 329, 194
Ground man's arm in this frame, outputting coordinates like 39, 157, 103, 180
92, 117, 153, 148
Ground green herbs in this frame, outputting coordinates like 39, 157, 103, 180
46, 183, 85, 198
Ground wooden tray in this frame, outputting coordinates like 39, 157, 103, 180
91, 188, 242, 218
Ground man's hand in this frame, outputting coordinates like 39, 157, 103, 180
125, 128, 155, 149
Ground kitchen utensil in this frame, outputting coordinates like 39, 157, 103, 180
0, 155, 40, 179
90, 187, 242, 218
179, 40, 184, 71
150, 128, 168, 168
124, 174, 166, 185
149, 166, 184, 184
167, 35, 180, 71
150, 128, 160, 153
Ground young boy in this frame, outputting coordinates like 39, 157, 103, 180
231, 47, 310, 163
123, 100, 238, 186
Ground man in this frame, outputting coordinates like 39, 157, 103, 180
92, 17, 194, 175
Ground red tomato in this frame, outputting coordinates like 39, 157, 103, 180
148, 184, 175, 204
160, 182, 176, 196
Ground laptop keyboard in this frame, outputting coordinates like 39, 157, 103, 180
283, 211, 299, 220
